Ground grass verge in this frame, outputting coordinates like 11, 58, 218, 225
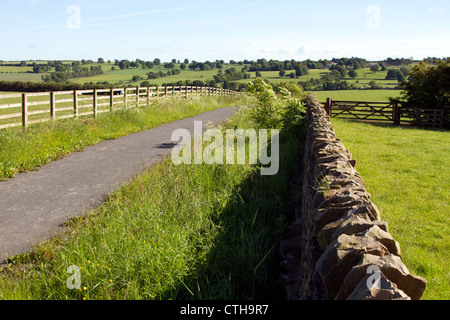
0, 99, 306, 300
331, 118, 449, 300
0, 96, 243, 181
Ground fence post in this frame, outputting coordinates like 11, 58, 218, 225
93, 89, 98, 118
439, 109, 444, 128
136, 86, 140, 107
50, 91, 56, 120
110, 88, 114, 111
147, 87, 151, 106
324, 97, 333, 116
74, 90, 78, 118
393, 102, 400, 125
22, 93, 28, 129
124, 88, 128, 109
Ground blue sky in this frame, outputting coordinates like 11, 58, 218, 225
0, 0, 449, 62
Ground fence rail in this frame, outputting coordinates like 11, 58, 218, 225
323, 98, 446, 128
0, 86, 240, 129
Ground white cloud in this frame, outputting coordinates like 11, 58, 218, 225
429, 8, 444, 13
297, 45, 311, 55
85, 8, 187, 22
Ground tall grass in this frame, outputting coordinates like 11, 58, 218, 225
0, 86, 306, 300
331, 118, 450, 300
0, 96, 242, 180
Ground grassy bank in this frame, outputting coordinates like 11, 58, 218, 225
331, 118, 449, 300
0, 96, 242, 181
0, 85, 306, 300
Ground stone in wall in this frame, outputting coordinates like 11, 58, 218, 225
280, 94, 427, 300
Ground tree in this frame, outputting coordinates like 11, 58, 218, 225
153, 58, 161, 65
369, 80, 380, 89
399, 67, 411, 76
98, 57, 105, 64
132, 75, 142, 82
386, 69, 401, 80
295, 65, 309, 77
348, 70, 358, 79
370, 65, 380, 73
255, 71, 262, 78
279, 70, 286, 77
400, 60, 450, 112
164, 62, 175, 69
118, 60, 130, 70
330, 64, 347, 78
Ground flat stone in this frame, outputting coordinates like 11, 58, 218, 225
315, 234, 389, 299
334, 254, 427, 300
357, 225, 401, 257
318, 213, 388, 249
345, 271, 410, 300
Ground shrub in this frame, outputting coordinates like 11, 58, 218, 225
247, 78, 305, 129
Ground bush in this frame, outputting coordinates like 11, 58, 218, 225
247, 78, 305, 129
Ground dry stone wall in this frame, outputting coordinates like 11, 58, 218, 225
280, 94, 427, 300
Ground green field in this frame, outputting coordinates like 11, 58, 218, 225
312, 89, 403, 103
71, 64, 221, 86
0, 60, 406, 91
331, 118, 450, 300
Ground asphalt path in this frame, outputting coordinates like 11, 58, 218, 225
0, 106, 238, 264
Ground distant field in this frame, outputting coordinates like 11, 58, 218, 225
0, 72, 45, 82
70, 64, 221, 86
312, 89, 403, 102
0, 60, 407, 92
0, 66, 34, 73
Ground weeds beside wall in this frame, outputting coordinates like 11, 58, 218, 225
280, 94, 427, 300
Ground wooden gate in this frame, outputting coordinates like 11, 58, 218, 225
324, 98, 395, 122
323, 98, 445, 128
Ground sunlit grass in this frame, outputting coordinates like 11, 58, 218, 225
331, 118, 450, 300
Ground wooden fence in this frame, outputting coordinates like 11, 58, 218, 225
0, 86, 240, 129
323, 98, 446, 128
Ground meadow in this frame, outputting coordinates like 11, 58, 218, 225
312, 89, 402, 103
331, 118, 449, 300
1, 60, 404, 90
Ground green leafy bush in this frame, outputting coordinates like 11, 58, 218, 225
247, 78, 305, 129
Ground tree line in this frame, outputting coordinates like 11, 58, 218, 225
42, 65, 104, 83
